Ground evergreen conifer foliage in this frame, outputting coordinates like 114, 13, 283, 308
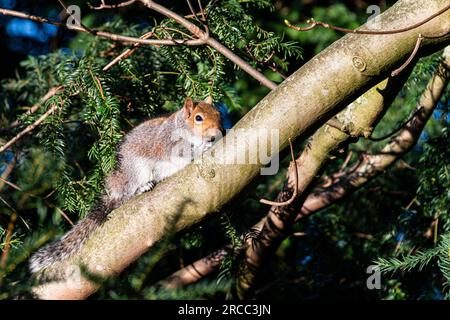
0, 0, 301, 298
0, 0, 448, 300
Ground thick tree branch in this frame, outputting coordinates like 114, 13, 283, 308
236, 60, 416, 298
237, 42, 449, 297
162, 46, 449, 291
29, 0, 450, 299
299, 46, 450, 218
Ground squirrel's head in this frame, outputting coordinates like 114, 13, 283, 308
183, 97, 224, 145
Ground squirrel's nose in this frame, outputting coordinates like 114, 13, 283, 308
205, 128, 223, 143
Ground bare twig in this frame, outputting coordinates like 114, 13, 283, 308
284, 4, 450, 35
186, 0, 202, 24
0, 156, 16, 192
339, 151, 353, 173
286, 5, 449, 78
391, 34, 424, 76
0, 3, 276, 90
90, 0, 136, 10
56, 0, 95, 34
247, 50, 288, 80
6, 86, 63, 130
0, 177, 21, 191
0, 8, 205, 46
369, 107, 424, 141
0, 104, 60, 154
139, 0, 277, 90
197, 0, 206, 21
185, 12, 204, 19
1, 212, 18, 269
103, 31, 156, 71
47, 204, 74, 226
90, 71, 105, 100
0, 177, 74, 226
159, 26, 193, 40
159, 248, 229, 289
260, 138, 298, 206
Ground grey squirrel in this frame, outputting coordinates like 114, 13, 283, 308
29, 97, 223, 274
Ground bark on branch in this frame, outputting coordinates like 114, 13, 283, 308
236, 69, 415, 298
236, 45, 450, 298
30, 0, 450, 299
162, 46, 449, 292
299, 46, 450, 217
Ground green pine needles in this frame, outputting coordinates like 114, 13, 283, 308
0, 0, 300, 299
375, 115, 450, 299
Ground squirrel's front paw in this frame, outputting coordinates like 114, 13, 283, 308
137, 181, 155, 195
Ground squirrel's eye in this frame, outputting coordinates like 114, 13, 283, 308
195, 115, 204, 123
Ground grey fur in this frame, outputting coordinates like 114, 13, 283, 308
29, 99, 222, 274
29, 199, 113, 274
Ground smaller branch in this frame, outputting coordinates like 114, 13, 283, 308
159, 249, 229, 289
391, 34, 423, 76
139, 0, 277, 90
326, 117, 345, 131
263, 51, 276, 64
369, 107, 424, 141
0, 104, 59, 154
339, 151, 353, 173
90, 0, 136, 10
6, 86, 63, 130
0, 8, 205, 46
159, 26, 193, 40
260, 138, 298, 206
0, 177, 22, 191
197, 0, 206, 21
0, 155, 16, 192
103, 31, 155, 71
0, 177, 74, 226
47, 204, 74, 226
186, 0, 201, 24
319, 175, 333, 188
247, 49, 288, 80
284, 4, 450, 35
57, 0, 95, 34
184, 12, 204, 19
0, 212, 17, 269
91, 72, 105, 100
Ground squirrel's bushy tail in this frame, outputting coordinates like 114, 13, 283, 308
29, 199, 113, 274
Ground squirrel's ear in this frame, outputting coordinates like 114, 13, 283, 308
183, 97, 195, 118
204, 96, 213, 105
